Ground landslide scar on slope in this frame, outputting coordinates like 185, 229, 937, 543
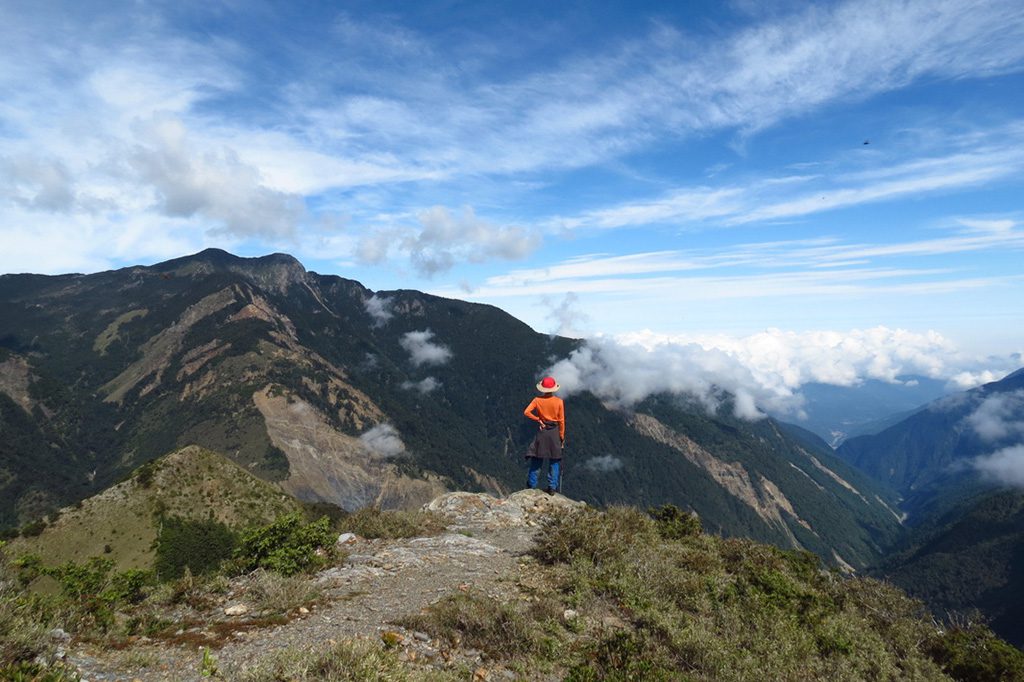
93, 309, 148, 355
628, 412, 812, 548
253, 387, 444, 511
101, 288, 238, 403
0, 355, 37, 414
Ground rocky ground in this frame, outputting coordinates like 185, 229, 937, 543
62, 490, 584, 681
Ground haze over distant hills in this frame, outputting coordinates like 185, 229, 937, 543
838, 368, 1024, 516
0, 249, 901, 569
779, 377, 952, 448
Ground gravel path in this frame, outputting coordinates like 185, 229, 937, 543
65, 491, 575, 681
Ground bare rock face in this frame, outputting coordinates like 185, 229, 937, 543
424, 489, 585, 531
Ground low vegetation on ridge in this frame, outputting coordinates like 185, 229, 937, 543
404, 506, 1024, 681
3, 498, 1023, 681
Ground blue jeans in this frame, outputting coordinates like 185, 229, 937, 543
527, 457, 561, 490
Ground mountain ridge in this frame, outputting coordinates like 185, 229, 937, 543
0, 249, 901, 568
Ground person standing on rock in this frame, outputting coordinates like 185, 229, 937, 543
523, 376, 565, 494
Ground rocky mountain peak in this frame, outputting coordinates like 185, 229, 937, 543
155, 248, 307, 293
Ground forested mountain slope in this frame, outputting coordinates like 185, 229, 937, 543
0, 249, 901, 567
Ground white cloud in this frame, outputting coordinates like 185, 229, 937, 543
546, 336, 785, 419
967, 391, 1024, 442
293, 0, 1024, 177
364, 294, 394, 326
358, 206, 541, 276
949, 370, 1007, 390
971, 445, 1024, 487
544, 327, 1012, 420
401, 377, 442, 394
545, 292, 589, 338
399, 330, 452, 367
583, 455, 625, 473
563, 130, 1024, 232
436, 220, 1024, 312
3, 0, 1024, 277
0, 155, 75, 211
359, 423, 406, 458
0, 205, 212, 274
127, 117, 306, 239
622, 327, 961, 388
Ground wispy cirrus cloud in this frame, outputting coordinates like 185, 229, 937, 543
563, 124, 1024, 232
3, 0, 1024, 275
442, 216, 1024, 302
280, 0, 1024, 176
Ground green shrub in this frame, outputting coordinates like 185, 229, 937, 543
400, 590, 559, 662
232, 513, 333, 576
647, 503, 702, 540
134, 462, 156, 489
0, 661, 81, 681
19, 520, 46, 538
12, 555, 154, 633
926, 623, 1024, 681
154, 516, 237, 580
237, 637, 457, 681
0, 548, 50, 668
106, 568, 153, 605
247, 570, 321, 615
534, 508, 963, 681
566, 631, 678, 682
534, 506, 659, 566
149, 569, 229, 610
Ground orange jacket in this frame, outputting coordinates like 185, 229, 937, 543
524, 395, 565, 441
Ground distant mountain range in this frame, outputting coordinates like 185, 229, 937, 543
0, 249, 901, 569
791, 377, 951, 447
837, 368, 1024, 517
832, 369, 1024, 648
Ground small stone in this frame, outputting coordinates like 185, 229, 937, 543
336, 532, 358, 545
413, 631, 430, 642
48, 628, 71, 642
298, 607, 310, 615
601, 615, 628, 630
224, 604, 249, 616
563, 608, 579, 621
473, 667, 490, 681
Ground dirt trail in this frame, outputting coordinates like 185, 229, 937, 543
66, 490, 581, 681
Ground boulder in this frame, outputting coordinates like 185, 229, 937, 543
423, 489, 584, 530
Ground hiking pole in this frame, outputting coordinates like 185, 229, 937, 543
559, 442, 566, 494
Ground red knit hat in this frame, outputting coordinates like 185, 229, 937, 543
536, 376, 560, 393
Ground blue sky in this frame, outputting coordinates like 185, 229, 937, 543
2, 0, 1024, 395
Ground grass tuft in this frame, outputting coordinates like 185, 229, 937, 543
400, 590, 562, 662
236, 637, 458, 681
338, 508, 447, 540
